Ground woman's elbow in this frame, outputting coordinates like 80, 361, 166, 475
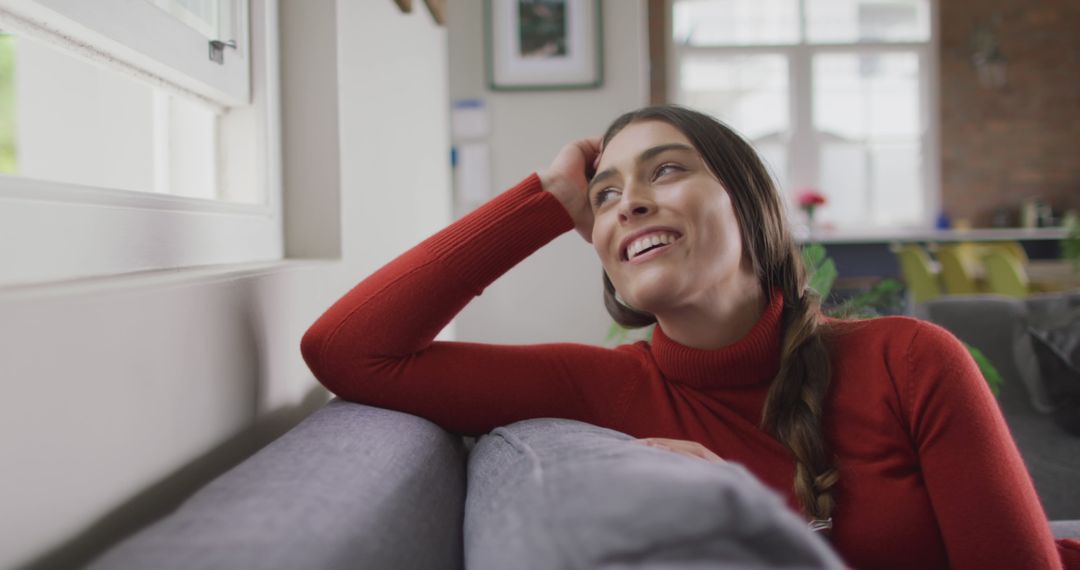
300, 326, 321, 371
299, 324, 383, 403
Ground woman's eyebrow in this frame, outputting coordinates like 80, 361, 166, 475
587, 143, 695, 195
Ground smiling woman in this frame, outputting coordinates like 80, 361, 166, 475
302, 104, 1080, 569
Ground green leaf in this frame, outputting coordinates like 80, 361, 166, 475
606, 321, 629, 344
802, 243, 837, 299
808, 257, 838, 299
966, 343, 1003, 398
1063, 218, 1080, 273
802, 243, 827, 271
605, 321, 654, 346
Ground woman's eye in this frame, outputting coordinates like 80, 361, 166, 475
593, 188, 617, 207
655, 163, 681, 178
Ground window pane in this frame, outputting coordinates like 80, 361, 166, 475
813, 52, 921, 139
870, 142, 921, 225
818, 142, 867, 226
0, 32, 237, 201
806, 0, 930, 44
673, 0, 799, 46
680, 55, 789, 140
146, 0, 228, 40
756, 142, 788, 193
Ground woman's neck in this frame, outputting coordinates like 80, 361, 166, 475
655, 281, 767, 350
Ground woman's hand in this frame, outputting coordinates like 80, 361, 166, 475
636, 438, 725, 464
540, 136, 602, 243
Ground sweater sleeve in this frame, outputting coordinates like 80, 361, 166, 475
300, 173, 645, 436
901, 320, 1063, 569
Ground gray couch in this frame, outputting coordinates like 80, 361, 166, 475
87, 400, 846, 570
915, 291, 1080, 520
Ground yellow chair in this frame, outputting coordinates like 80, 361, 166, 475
981, 249, 1029, 297
895, 244, 942, 303
981, 241, 1029, 266
937, 243, 983, 295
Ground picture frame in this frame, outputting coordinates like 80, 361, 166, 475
485, 0, 604, 91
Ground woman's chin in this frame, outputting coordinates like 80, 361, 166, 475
624, 286, 678, 315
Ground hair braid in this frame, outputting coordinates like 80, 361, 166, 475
762, 289, 838, 523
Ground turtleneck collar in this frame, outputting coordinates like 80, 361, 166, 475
651, 289, 784, 388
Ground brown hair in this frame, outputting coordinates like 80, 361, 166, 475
600, 105, 838, 523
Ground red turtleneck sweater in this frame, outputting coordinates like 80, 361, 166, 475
301, 174, 1080, 569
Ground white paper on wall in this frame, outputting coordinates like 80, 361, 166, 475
456, 143, 492, 206
451, 99, 490, 140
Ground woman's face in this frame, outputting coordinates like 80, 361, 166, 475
589, 120, 754, 315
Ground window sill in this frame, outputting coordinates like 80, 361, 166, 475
0, 258, 341, 302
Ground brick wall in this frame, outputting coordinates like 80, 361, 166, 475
940, 0, 1080, 226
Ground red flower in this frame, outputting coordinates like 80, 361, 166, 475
797, 189, 827, 208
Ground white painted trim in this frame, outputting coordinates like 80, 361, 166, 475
925, 0, 942, 224
804, 226, 1068, 246
0, 259, 336, 301
0, 175, 272, 215
0, 0, 250, 108
0, 0, 282, 288
637, 0, 650, 105
280, 0, 341, 260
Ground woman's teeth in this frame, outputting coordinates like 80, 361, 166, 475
627, 233, 677, 260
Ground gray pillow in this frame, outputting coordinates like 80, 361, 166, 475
465, 418, 843, 570
1028, 307, 1080, 436
88, 401, 467, 570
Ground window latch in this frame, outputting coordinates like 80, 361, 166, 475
209, 39, 237, 64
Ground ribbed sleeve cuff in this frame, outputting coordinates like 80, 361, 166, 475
422, 172, 576, 292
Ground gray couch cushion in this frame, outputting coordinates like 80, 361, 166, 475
1028, 306, 1080, 436
465, 418, 843, 570
88, 400, 467, 570
1052, 520, 1080, 540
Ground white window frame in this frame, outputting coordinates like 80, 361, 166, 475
0, 0, 250, 105
0, 0, 282, 288
667, 0, 940, 230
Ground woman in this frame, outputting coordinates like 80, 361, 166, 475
302, 105, 1079, 568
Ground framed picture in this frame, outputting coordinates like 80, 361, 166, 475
485, 0, 603, 91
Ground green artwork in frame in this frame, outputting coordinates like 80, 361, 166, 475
485, 0, 603, 91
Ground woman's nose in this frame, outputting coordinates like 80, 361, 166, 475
618, 188, 656, 222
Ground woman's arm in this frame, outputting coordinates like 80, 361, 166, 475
902, 321, 1062, 568
300, 168, 644, 436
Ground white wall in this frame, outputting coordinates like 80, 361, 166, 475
447, 0, 649, 345
0, 1, 452, 568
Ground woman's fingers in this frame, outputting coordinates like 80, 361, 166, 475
540, 136, 604, 244
636, 438, 725, 464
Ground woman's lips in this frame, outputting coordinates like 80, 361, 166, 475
625, 238, 680, 265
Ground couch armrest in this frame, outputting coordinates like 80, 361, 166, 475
88, 399, 467, 570
1052, 520, 1080, 540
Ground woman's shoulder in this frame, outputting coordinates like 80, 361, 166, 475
825, 315, 968, 362
825, 313, 963, 345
